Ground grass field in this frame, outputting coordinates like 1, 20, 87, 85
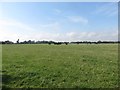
2, 44, 118, 88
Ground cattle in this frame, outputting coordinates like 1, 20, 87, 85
48, 42, 51, 45
53, 42, 62, 45
64, 42, 69, 45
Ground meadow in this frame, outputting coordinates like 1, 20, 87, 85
2, 44, 118, 88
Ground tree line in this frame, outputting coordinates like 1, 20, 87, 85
0, 39, 119, 45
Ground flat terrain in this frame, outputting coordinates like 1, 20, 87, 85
2, 44, 118, 88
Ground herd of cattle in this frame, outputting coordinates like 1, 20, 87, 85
48, 42, 68, 45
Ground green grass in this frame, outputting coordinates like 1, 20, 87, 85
2, 44, 118, 88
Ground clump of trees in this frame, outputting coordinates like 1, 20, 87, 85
0, 39, 119, 45
70, 40, 119, 44
0, 40, 14, 44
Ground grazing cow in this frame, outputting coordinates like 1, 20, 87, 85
64, 42, 69, 45
54, 42, 62, 45
48, 42, 51, 45
95, 42, 98, 44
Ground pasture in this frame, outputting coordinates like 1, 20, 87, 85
2, 44, 118, 88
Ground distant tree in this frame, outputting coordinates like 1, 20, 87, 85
28, 40, 32, 44
17, 39, 19, 44
3, 40, 14, 44
97, 40, 101, 44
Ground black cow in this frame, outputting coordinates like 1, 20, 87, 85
64, 42, 69, 45
54, 42, 62, 45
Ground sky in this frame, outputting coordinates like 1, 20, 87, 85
0, 2, 118, 42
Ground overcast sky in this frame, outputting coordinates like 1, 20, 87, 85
0, 2, 118, 42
